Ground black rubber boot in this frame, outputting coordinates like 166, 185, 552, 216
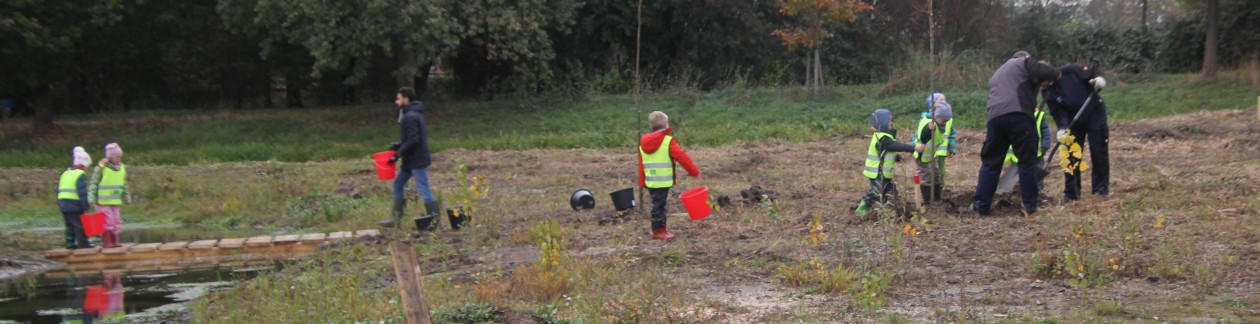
377, 198, 406, 227
919, 186, 933, 206
933, 184, 944, 202
424, 201, 441, 217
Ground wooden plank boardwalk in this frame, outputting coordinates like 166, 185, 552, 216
43, 229, 380, 264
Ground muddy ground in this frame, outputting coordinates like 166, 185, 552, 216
7, 110, 1259, 322
415, 109, 1260, 322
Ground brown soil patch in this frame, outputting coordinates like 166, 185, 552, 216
418, 109, 1260, 322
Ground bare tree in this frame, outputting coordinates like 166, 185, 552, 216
1200, 0, 1218, 82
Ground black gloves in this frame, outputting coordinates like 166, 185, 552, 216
387, 142, 401, 151
388, 154, 400, 164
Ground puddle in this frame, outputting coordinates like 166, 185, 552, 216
0, 260, 285, 323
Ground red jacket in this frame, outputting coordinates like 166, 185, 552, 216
638, 128, 700, 188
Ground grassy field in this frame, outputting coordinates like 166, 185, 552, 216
2, 72, 1258, 322
0, 73, 1255, 168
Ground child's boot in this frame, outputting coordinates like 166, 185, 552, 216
854, 200, 870, 217
933, 184, 944, 202
651, 227, 675, 240
919, 186, 933, 206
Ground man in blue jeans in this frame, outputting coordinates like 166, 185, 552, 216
971, 52, 1061, 216
379, 87, 439, 228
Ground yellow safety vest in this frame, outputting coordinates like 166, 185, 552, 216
1007, 110, 1047, 164
58, 169, 85, 200
913, 117, 953, 162
863, 132, 897, 179
640, 136, 675, 188
97, 163, 126, 205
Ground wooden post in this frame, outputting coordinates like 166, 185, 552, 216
389, 241, 432, 324
1256, 96, 1259, 120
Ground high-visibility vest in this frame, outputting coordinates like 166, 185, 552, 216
863, 132, 897, 179
640, 136, 675, 188
1007, 110, 1047, 164
913, 117, 953, 162
58, 169, 85, 200
97, 164, 126, 205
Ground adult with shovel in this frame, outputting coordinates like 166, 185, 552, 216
1041, 63, 1109, 200
970, 52, 1060, 216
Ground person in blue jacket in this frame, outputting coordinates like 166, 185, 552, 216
379, 87, 439, 228
1042, 63, 1109, 200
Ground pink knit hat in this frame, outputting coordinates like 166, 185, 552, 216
104, 143, 123, 158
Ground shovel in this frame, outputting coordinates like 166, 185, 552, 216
1038, 93, 1095, 181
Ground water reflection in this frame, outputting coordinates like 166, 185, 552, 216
1, 260, 283, 323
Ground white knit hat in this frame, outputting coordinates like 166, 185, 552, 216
72, 146, 91, 167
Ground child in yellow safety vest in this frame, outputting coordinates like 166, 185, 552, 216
854, 109, 925, 218
88, 143, 130, 248
57, 147, 94, 249
638, 111, 700, 240
995, 107, 1051, 195
911, 93, 957, 204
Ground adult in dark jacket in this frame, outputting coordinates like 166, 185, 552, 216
58, 146, 94, 248
1042, 63, 1109, 199
379, 87, 439, 228
970, 53, 1060, 216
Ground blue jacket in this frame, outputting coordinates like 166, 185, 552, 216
1043, 64, 1106, 128
397, 101, 432, 170
57, 169, 90, 213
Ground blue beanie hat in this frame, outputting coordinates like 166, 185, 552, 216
871, 109, 893, 132
926, 93, 945, 110
933, 102, 953, 120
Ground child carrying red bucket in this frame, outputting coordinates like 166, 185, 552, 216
57, 147, 95, 249
639, 111, 700, 240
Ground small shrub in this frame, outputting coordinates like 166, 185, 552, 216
851, 270, 894, 311
1094, 299, 1131, 317
512, 263, 573, 303
774, 259, 856, 294
532, 304, 572, 324
432, 303, 500, 323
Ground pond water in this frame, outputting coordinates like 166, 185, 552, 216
0, 261, 283, 324
1, 226, 301, 323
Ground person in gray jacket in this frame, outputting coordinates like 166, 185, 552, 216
970, 52, 1060, 216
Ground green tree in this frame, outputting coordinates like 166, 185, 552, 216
217, 0, 460, 94
0, 0, 127, 133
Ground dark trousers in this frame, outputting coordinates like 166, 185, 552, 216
648, 187, 671, 229
1064, 115, 1110, 199
860, 178, 898, 206
973, 112, 1040, 215
62, 210, 91, 248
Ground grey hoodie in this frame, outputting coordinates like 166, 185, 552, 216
986, 57, 1039, 121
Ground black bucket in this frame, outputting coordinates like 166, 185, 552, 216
609, 188, 635, 211
570, 189, 596, 211
447, 206, 470, 230
413, 215, 439, 231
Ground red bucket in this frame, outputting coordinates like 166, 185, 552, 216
81, 212, 105, 237
372, 151, 397, 181
679, 186, 712, 220
83, 285, 107, 313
